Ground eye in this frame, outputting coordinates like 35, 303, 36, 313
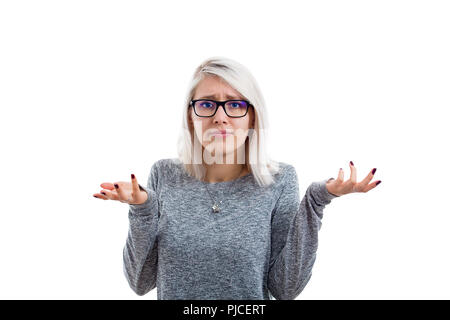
199, 101, 214, 108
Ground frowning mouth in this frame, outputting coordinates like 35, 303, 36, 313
212, 133, 233, 137
209, 129, 234, 137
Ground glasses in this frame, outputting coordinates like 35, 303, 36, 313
190, 99, 252, 118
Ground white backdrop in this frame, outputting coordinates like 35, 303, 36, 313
1, 0, 449, 299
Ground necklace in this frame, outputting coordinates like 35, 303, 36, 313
203, 166, 245, 213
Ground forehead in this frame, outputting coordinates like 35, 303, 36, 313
194, 75, 245, 99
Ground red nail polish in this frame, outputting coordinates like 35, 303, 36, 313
101, 192, 106, 196
350, 161, 354, 166
376, 181, 381, 185
131, 174, 135, 179
372, 168, 377, 175
93, 195, 98, 198
114, 183, 119, 189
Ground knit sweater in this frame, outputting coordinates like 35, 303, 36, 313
123, 158, 338, 300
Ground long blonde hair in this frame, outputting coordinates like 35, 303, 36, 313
176, 56, 280, 187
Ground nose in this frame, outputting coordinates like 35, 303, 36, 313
212, 105, 229, 124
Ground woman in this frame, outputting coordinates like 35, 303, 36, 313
93, 57, 381, 300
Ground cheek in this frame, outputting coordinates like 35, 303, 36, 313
232, 122, 251, 141
192, 118, 208, 138
235, 119, 251, 132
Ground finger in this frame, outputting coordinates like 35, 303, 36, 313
349, 161, 357, 183
100, 182, 115, 190
113, 182, 127, 201
100, 189, 119, 201
93, 193, 108, 200
359, 168, 376, 187
131, 173, 140, 197
361, 180, 382, 193
337, 168, 344, 182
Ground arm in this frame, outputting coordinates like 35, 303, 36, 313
268, 165, 338, 300
123, 163, 160, 296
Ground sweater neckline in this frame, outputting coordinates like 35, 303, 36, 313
173, 159, 253, 188
200, 171, 253, 186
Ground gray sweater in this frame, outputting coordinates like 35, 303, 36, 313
123, 158, 338, 300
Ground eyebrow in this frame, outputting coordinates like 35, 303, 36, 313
197, 94, 245, 100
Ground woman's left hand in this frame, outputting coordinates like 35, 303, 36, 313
326, 161, 381, 197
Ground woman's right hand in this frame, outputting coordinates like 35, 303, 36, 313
93, 174, 148, 205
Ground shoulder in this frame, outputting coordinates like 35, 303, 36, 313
271, 162, 301, 213
274, 162, 298, 184
265, 161, 299, 195
151, 158, 180, 171
145, 158, 183, 192
279, 162, 297, 175
149, 157, 186, 181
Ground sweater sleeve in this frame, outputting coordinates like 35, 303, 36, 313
122, 162, 160, 296
268, 165, 338, 300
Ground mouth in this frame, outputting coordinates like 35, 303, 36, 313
209, 129, 234, 137
212, 133, 233, 137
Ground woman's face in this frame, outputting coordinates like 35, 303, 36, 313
189, 75, 255, 162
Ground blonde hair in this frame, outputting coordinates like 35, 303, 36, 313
176, 56, 280, 187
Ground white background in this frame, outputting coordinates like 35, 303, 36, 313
1, 0, 449, 299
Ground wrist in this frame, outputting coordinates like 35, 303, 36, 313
326, 180, 340, 197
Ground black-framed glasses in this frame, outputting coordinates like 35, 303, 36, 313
189, 99, 252, 118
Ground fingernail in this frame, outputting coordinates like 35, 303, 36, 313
131, 174, 135, 179
350, 161, 354, 166
376, 181, 382, 185
93, 195, 98, 198
114, 183, 119, 189
101, 192, 106, 196
372, 168, 377, 175
340, 168, 342, 171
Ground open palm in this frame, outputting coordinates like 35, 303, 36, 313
93, 174, 148, 205
326, 161, 381, 197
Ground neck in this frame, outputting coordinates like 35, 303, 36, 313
204, 163, 248, 183
202, 139, 251, 183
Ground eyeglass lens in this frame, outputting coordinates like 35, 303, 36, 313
194, 100, 248, 117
